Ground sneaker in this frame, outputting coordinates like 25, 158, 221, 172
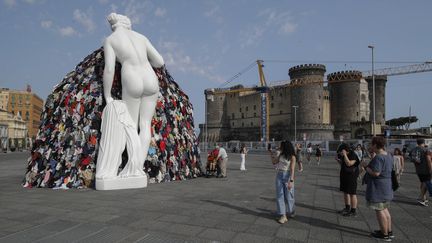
374, 230, 394, 239
288, 212, 296, 218
277, 215, 288, 224
338, 208, 350, 214
342, 211, 357, 217
417, 199, 429, 206
371, 231, 392, 241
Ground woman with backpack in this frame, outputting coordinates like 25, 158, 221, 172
270, 140, 296, 224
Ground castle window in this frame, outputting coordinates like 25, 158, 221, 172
280, 110, 282, 114
240, 108, 242, 112
254, 112, 257, 117
241, 113, 244, 118
357, 112, 359, 116
246, 106, 248, 111
242, 122, 244, 127
220, 97, 223, 100
319, 115, 321, 119
318, 108, 320, 111
232, 122, 234, 126
250, 122, 253, 126
271, 103, 274, 108
271, 96, 274, 100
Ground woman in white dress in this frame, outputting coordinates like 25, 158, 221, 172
240, 144, 248, 171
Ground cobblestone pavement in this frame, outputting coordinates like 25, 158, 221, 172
1, 151, 431, 242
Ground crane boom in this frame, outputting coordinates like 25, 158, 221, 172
362, 62, 432, 77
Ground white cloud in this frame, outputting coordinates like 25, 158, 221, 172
279, 22, 297, 34
73, 8, 96, 33
40, 20, 52, 29
123, 0, 152, 24
204, 3, 223, 24
154, 7, 166, 17
4, 0, 16, 7
159, 40, 224, 83
59, 26, 77, 37
240, 8, 297, 48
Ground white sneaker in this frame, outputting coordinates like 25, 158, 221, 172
418, 199, 428, 206
277, 215, 288, 224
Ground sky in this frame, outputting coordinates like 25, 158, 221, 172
0, 0, 431, 130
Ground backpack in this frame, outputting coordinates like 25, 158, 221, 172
409, 147, 425, 164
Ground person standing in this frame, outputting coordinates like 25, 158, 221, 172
410, 138, 432, 206
336, 143, 360, 217
295, 143, 304, 172
392, 148, 405, 184
271, 140, 296, 224
240, 144, 248, 171
362, 137, 394, 241
216, 144, 228, 178
315, 144, 322, 165
306, 143, 312, 164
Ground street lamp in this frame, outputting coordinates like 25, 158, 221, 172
204, 90, 214, 154
292, 105, 299, 143
368, 45, 376, 136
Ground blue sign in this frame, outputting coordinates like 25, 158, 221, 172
261, 93, 267, 141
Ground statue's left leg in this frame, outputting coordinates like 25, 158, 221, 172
138, 93, 159, 167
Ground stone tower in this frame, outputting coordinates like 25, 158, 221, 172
204, 88, 229, 142
328, 70, 370, 138
365, 75, 387, 126
288, 64, 334, 141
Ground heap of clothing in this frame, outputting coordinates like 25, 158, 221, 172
23, 47, 202, 189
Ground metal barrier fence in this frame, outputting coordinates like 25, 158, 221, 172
199, 138, 432, 155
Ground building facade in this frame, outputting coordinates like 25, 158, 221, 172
201, 64, 387, 142
0, 88, 44, 139
0, 109, 27, 150
0, 122, 8, 151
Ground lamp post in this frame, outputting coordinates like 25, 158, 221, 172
368, 45, 376, 136
292, 105, 299, 143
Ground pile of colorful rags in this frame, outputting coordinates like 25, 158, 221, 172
23, 47, 202, 189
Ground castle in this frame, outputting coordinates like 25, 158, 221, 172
200, 64, 386, 142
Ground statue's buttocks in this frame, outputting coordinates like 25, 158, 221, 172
121, 65, 159, 98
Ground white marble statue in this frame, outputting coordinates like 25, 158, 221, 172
96, 13, 164, 190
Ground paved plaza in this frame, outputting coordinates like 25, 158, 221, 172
1, 151, 432, 242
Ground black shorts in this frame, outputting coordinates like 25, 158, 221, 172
340, 172, 358, 195
417, 174, 431, 183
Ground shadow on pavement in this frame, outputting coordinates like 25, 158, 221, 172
201, 199, 276, 220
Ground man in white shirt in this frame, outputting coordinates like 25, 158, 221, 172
217, 144, 228, 178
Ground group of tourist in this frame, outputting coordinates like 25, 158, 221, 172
269, 137, 432, 242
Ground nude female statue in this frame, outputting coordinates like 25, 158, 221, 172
96, 13, 164, 189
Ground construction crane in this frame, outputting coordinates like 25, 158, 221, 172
206, 60, 270, 142
206, 60, 432, 142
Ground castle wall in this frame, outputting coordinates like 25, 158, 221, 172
366, 75, 387, 126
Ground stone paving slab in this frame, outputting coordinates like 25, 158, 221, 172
1, 151, 432, 242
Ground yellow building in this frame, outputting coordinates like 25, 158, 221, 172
0, 109, 27, 150
0, 87, 44, 139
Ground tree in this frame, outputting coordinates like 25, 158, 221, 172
386, 116, 418, 130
